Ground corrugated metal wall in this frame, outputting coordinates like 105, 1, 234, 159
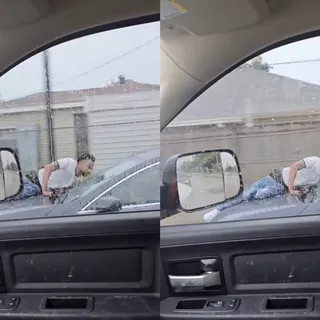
0, 92, 160, 172
87, 91, 160, 171
0, 108, 81, 170
0, 111, 48, 169
161, 116, 320, 188
51, 108, 82, 160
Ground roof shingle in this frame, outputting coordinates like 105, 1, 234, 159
173, 68, 320, 123
2, 79, 160, 108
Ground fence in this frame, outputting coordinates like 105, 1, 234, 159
161, 114, 320, 188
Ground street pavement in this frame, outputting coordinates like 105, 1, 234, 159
162, 172, 240, 226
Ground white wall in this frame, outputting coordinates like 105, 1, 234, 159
86, 91, 160, 171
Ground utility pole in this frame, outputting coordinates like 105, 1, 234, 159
43, 50, 55, 162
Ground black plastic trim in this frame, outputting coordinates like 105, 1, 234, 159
161, 214, 320, 246
0, 211, 158, 241
1, 294, 159, 319
41, 296, 94, 312
261, 296, 314, 313
161, 294, 319, 319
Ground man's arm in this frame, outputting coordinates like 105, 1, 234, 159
288, 159, 306, 194
41, 161, 60, 193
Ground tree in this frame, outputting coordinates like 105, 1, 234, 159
240, 55, 272, 72
5, 162, 18, 171
180, 152, 221, 172
248, 56, 272, 72
118, 74, 126, 84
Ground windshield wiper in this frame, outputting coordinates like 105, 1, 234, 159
90, 196, 123, 213
122, 200, 159, 206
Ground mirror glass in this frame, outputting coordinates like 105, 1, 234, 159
176, 151, 241, 211
0, 150, 21, 201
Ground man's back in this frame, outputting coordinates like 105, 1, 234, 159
38, 158, 77, 190
282, 156, 320, 187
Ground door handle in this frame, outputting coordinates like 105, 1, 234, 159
168, 271, 221, 290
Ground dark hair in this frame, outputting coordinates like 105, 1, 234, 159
77, 153, 95, 163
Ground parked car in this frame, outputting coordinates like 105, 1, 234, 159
0, 149, 160, 220
204, 186, 320, 223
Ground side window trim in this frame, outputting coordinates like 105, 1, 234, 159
80, 161, 160, 212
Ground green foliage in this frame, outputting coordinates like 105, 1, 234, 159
241, 55, 272, 72
181, 152, 221, 171
5, 162, 18, 171
118, 74, 125, 84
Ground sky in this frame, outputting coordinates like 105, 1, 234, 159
261, 36, 320, 86
0, 21, 319, 101
0, 21, 160, 100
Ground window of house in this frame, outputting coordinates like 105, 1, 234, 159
161, 35, 320, 226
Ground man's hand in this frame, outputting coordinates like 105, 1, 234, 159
42, 190, 53, 198
289, 189, 302, 196
287, 160, 306, 193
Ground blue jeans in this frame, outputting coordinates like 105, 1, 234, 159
215, 175, 286, 212
11, 177, 40, 201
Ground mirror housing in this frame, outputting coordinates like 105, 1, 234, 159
0, 147, 23, 201
161, 149, 243, 213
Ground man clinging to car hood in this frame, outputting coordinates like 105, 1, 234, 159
38, 153, 95, 197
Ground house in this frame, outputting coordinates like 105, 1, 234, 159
161, 67, 320, 186
85, 87, 160, 171
0, 80, 160, 173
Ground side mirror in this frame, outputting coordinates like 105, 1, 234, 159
0, 148, 23, 201
161, 149, 243, 212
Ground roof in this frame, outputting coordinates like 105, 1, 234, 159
1, 79, 160, 108
172, 67, 320, 124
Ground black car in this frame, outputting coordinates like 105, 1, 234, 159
0, 149, 160, 220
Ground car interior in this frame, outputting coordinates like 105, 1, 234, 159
5, 0, 320, 318
160, 0, 320, 319
0, 1, 159, 319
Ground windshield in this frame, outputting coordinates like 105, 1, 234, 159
65, 151, 160, 203
161, 35, 320, 226
104, 162, 160, 205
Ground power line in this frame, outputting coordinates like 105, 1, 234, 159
54, 36, 160, 86
268, 58, 320, 66
3, 36, 159, 101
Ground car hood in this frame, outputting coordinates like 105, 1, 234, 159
0, 195, 160, 221
204, 194, 314, 223
0, 196, 55, 220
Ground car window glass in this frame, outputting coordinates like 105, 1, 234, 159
65, 153, 160, 202
104, 163, 160, 206
161, 36, 320, 226
0, 21, 160, 220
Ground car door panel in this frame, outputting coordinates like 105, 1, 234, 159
161, 215, 320, 319
0, 211, 159, 319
